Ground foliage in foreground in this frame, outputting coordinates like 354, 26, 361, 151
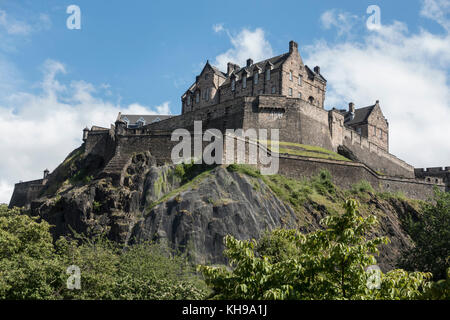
199, 200, 440, 300
399, 188, 450, 280
0, 205, 207, 300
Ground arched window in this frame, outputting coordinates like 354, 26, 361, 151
308, 96, 314, 104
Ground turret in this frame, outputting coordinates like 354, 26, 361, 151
82, 127, 89, 141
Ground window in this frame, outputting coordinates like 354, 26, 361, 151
289, 71, 293, 81
298, 92, 302, 99
187, 96, 191, 105
298, 75, 302, 86
137, 117, 146, 126
308, 96, 314, 104
317, 86, 320, 93
205, 88, 210, 101
231, 78, 235, 91
195, 92, 199, 103
271, 86, 276, 94
357, 128, 362, 135
243, 76, 247, 89
379, 128, 382, 138
288, 88, 293, 97
266, 69, 270, 81
205, 74, 208, 80
259, 89, 263, 94
254, 72, 258, 85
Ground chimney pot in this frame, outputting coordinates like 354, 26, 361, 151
246, 59, 253, 67
314, 66, 320, 74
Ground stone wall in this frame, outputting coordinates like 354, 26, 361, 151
415, 167, 450, 191
9, 179, 45, 208
341, 127, 414, 178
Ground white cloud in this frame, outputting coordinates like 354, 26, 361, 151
0, 59, 171, 204
304, 16, 450, 168
0, 10, 32, 35
320, 9, 362, 37
213, 27, 273, 71
421, 0, 450, 31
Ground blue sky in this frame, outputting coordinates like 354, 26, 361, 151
0, 0, 449, 203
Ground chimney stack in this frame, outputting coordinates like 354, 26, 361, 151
43, 169, 49, 179
314, 66, 320, 74
246, 59, 253, 67
227, 62, 235, 75
349, 102, 355, 114
289, 40, 298, 53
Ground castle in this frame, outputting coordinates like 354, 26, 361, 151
9, 41, 448, 208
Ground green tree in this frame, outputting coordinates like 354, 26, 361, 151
400, 189, 450, 280
199, 200, 432, 300
0, 205, 63, 299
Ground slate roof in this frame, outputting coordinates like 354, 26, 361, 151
340, 105, 375, 126
221, 53, 290, 86
119, 114, 173, 126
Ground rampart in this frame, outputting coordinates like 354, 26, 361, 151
9, 179, 46, 208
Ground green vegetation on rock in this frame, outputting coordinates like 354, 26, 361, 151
199, 200, 437, 300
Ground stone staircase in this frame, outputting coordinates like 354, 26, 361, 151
101, 153, 131, 183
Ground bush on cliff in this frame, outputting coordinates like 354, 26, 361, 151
399, 188, 450, 280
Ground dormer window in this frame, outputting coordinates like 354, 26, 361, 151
136, 117, 146, 127
122, 117, 130, 127
266, 69, 270, 81
254, 72, 259, 85
231, 78, 236, 91
151, 117, 161, 123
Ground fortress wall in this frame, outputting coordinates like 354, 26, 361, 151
242, 96, 334, 150
275, 156, 440, 201
415, 167, 450, 191
341, 127, 414, 178
85, 129, 115, 158
9, 179, 45, 208
224, 135, 441, 201
297, 100, 334, 150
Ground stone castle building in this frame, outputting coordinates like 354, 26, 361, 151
9, 41, 448, 208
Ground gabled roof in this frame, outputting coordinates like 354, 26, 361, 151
221, 53, 290, 86
342, 105, 376, 126
305, 65, 327, 82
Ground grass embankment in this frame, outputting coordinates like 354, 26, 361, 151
227, 163, 421, 219
258, 140, 351, 162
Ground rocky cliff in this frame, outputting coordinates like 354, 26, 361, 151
27, 145, 423, 271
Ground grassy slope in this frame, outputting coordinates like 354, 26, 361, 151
258, 140, 351, 162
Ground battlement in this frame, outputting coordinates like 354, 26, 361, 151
415, 167, 450, 173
